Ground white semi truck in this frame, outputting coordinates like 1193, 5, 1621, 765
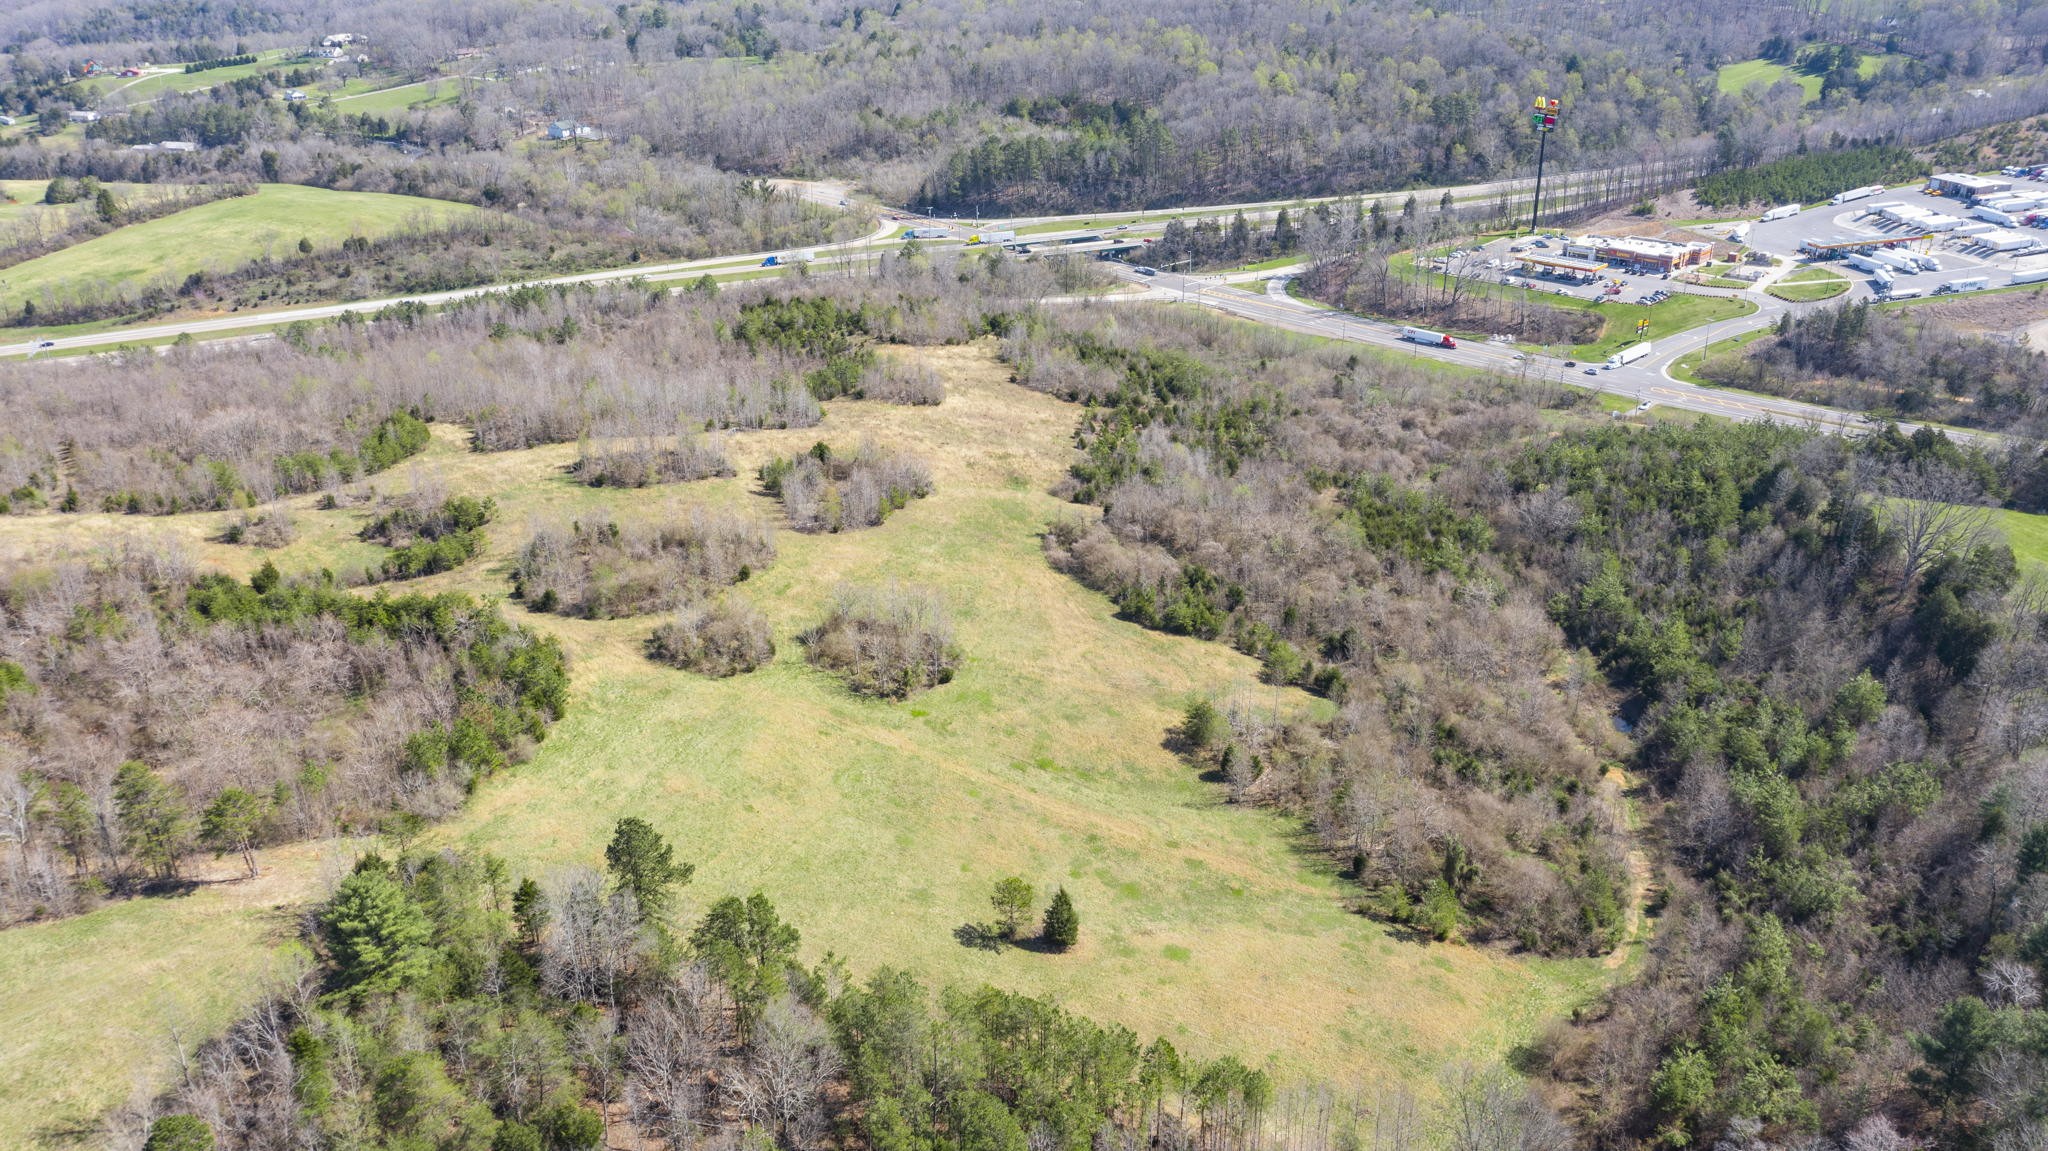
1830, 185, 1886, 205
1605, 342, 1654, 369
1760, 203, 1802, 222
1399, 326, 1457, 349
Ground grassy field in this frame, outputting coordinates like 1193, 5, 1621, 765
1669, 326, 1778, 386
0, 844, 327, 1145
83, 50, 297, 103
1768, 266, 1851, 302
0, 343, 1619, 1145
0, 184, 481, 314
1717, 53, 1902, 102
1998, 507, 2048, 572
1568, 293, 1756, 359
333, 78, 472, 115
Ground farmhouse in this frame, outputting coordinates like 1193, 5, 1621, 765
547, 120, 604, 141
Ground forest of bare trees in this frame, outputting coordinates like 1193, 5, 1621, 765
0, 551, 566, 925
4, 0, 2047, 231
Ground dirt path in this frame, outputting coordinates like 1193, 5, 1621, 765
1600, 765, 1655, 970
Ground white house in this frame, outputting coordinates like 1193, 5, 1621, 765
67, 110, 100, 123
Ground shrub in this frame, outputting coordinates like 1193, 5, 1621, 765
862, 358, 945, 405
571, 433, 733, 487
759, 442, 932, 533
361, 493, 495, 581
220, 507, 296, 548
647, 597, 776, 676
514, 511, 775, 618
799, 584, 961, 698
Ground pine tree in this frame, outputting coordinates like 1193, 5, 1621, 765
321, 859, 433, 995
990, 877, 1035, 940
1041, 887, 1080, 950
604, 817, 693, 920
513, 876, 548, 943
114, 760, 191, 880
200, 787, 267, 877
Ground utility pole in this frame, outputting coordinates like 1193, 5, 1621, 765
1528, 95, 1560, 236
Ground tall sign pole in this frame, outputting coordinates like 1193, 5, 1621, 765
1529, 95, 1560, 236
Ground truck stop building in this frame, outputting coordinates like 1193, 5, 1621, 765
1560, 234, 1711, 273
1517, 253, 1608, 279
1927, 173, 2014, 201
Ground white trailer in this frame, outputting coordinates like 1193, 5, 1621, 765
1760, 203, 1802, 222
1869, 270, 1895, 291
969, 229, 1017, 245
1605, 342, 1655, 369
1935, 277, 1990, 294
1845, 252, 1889, 274
903, 226, 949, 239
1952, 222, 1997, 237
1399, 326, 1456, 349
1909, 252, 1942, 272
1920, 214, 1966, 232
1868, 250, 1917, 273
2010, 268, 2048, 286
1974, 207, 2018, 226
1831, 185, 1886, 205
1883, 286, 1924, 300
1728, 224, 1752, 245
1979, 231, 2033, 252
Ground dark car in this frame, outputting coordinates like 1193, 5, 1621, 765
1563, 360, 1577, 367
1136, 266, 1158, 276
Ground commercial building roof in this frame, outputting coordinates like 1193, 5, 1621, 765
1930, 173, 2013, 193
1518, 254, 1607, 273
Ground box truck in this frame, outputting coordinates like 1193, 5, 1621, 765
1399, 326, 1457, 349
1605, 342, 1655, 369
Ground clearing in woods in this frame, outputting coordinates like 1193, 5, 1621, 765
0, 183, 481, 315
0, 340, 1620, 1146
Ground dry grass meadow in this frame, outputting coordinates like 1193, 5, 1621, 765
0, 340, 1616, 1145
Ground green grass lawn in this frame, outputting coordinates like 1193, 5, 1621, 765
1570, 293, 1757, 359
0, 345, 1620, 1146
0, 184, 482, 315
1717, 59, 1823, 101
1768, 266, 1850, 302
1998, 508, 2048, 572
1669, 326, 1778, 386
333, 78, 472, 115
85, 50, 297, 103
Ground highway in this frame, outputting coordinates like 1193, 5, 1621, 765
1117, 267, 1971, 439
0, 167, 1967, 442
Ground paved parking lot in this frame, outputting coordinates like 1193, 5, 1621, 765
1432, 236, 1696, 305
1743, 184, 2048, 294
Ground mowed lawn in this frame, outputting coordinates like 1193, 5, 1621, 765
0, 343, 1616, 1145
0, 184, 480, 313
